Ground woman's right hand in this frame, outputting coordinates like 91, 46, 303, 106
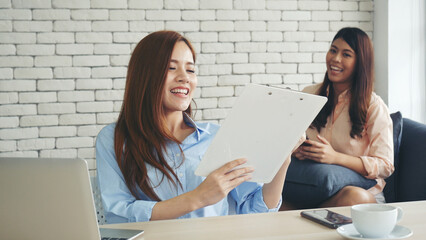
151, 158, 252, 220
192, 158, 254, 207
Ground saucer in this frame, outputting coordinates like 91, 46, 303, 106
337, 224, 413, 240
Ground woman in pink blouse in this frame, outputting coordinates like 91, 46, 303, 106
293, 27, 394, 207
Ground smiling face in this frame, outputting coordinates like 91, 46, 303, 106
326, 38, 357, 89
162, 41, 197, 115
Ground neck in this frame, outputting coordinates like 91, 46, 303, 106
332, 82, 350, 97
164, 111, 193, 142
165, 111, 185, 133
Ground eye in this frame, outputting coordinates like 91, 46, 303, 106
187, 69, 195, 73
169, 67, 176, 70
329, 48, 336, 54
343, 53, 352, 58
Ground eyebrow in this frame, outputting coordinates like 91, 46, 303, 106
170, 59, 194, 65
331, 44, 355, 54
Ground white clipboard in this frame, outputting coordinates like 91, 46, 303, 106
195, 84, 327, 183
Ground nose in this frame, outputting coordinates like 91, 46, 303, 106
177, 69, 190, 83
332, 53, 342, 63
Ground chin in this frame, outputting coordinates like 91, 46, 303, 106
327, 75, 338, 82
328, 75, 344, 83
178, 104, 191, 112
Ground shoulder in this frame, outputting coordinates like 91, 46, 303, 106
368, 92, 389, 111
302, 83, 321, 94
95, 123, 118, 164
97, 123, 116, 140
366, 92, 391, 122
96, 123, 116, 150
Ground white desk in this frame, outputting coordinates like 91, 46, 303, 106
102, 200, 426, 240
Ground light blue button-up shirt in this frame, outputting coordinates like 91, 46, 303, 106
96, 114, 280, 223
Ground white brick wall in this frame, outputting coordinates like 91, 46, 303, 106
0, 0, 374, 171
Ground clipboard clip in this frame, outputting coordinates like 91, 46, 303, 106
264, 84, 303, 100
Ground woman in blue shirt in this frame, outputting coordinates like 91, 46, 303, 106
96, 30, 299, 223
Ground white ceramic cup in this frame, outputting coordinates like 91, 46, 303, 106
351, 204, 403, 238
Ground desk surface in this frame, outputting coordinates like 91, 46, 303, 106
102, 200, 426, 240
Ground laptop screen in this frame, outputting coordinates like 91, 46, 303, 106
0, 157, 143, 240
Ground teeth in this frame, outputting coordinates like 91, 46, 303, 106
170, 88, 188, 95
331, 66, 342, 71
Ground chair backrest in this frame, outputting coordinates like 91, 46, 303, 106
395, 118, 426, 202
383, 112, 403, 202
384, 115, 426, 202
90, 175, 107, 225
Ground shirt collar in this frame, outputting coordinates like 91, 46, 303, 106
326, 86, 351, 102
183, 112, 210, 141
336, 88, 351, 102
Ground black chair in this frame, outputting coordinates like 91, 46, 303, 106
384, 113, 426, 203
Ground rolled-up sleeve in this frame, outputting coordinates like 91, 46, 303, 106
96, 125, 157, 223
230, 182, 281, 214
359, 99, 394, 180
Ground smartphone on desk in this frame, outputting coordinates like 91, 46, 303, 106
300, 209, 352, 229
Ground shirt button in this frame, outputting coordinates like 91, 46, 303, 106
179, 173, 183, 177
176, 153, 181, 157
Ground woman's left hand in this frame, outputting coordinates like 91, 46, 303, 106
298, 135, 338, 164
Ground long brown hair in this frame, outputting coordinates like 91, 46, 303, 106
114, 31, 196, 201
311, 27, 374, 138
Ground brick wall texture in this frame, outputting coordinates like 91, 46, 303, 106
0, 0, 374, 169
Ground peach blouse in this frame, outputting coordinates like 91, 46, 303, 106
303, 84, 394, 195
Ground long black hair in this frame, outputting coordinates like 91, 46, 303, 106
311, 27, 374, 138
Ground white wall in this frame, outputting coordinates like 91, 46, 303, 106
374, 0, 426, 123
0, 0, 374, 169
373, 0, 388, 103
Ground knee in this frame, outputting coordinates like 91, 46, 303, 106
334, 186, 376, 206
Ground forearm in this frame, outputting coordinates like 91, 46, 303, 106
333, 152, 367, 176
262, 155, 291, 208
152, 158, 253, 220
150, 190, 203, 220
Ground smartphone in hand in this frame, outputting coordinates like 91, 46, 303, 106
300, 209, 352, 229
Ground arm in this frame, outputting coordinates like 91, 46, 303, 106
97, 172, 156, 223
262, 134, 306, 208
151, 158, 253, 220
97, 125, 255, 221
262, 155, 291, 208
298, 136, 368, 175
96, 126, 156, 222
357, 99, 394, 179
296, 98, 394, 179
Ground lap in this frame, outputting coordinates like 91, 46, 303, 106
283, 157, 377, 208
320, 186, 376, 207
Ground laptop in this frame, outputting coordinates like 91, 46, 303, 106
0, 157, 144, 240
196, 84, 327, 183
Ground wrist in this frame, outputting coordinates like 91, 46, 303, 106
283, 155, 292, 168
331, 152, 341, 164
186, 189, 205, 212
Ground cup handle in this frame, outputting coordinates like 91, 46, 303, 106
396, 207, 403, 222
